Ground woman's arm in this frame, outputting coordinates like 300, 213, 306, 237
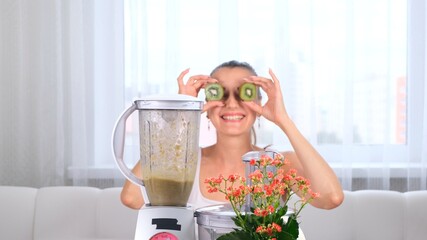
281, 118, 344, 209
245, 69, 344, 209
120, 162, 145, 209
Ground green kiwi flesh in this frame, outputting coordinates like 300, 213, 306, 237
205, 83, 224, 101
239, 83, 257, 101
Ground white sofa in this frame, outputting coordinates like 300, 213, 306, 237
1, 186, 426, 240
0, 186, 137, 240
299, 190, 427, 240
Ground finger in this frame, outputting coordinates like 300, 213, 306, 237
177, 68, 190, 87
200, 77, 219, 89
246, 76, 274, 92
202, 101, 224, 113
242, 101, 263, 115
248, 75, 274, 85
192, 80, 207, 91
269, 68, 281, 88
268, 69, 285, 99
187, 75, 213, 84
188, 76, 218, 90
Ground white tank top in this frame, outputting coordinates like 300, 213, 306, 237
187, 150, 225, 210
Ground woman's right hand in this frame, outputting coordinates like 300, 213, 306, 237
177, 68, 224, 113
177, 68, 216, 97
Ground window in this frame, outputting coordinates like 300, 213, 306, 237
122, 0, 426, 191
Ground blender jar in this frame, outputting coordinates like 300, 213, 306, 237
112, 94, 203, 206
140, 107, 200, 206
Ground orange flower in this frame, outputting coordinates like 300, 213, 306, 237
288, 168, 297, 177
214, 175, 224, 184
255, 225, 264, 233
228, 174, 238, 182
267, 205, 275, 214
250, 158, 257, 166
232, 188, 242, 197
249, 169, 263, 182
252, 185, 263, 194
272, 222, 282, 232
264, 184, 274, 196
309, 189, 321, 199
207, 186, 218, 193
260, 155, 269, 166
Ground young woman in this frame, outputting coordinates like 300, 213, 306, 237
120, 60, 344, 210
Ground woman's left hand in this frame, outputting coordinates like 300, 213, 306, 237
243, 69, 289, 125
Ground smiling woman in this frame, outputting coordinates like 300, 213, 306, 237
120, 60, 345, 212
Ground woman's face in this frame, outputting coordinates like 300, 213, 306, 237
208, 67, 259, 136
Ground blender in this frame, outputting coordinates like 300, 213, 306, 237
112, 94, 203, 240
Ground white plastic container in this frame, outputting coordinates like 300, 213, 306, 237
195, 204, 306, 240
195, 204, 239, 240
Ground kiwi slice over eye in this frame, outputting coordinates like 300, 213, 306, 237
239, 83, 257, 101
205, 83, 224, 101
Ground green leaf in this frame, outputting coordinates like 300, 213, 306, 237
277, 205, 288, 216
217, 230, 253, 240
231, 216, 243, 228
277, 231, 298, 240
283, 214, 300, 239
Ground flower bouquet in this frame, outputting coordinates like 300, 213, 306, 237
204, 152, 319, 240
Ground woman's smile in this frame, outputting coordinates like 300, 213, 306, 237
221, 113, 245, 121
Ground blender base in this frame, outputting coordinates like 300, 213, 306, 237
134, 205, 195, 240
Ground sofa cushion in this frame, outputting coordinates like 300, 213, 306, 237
297, 190, 355, 240
299, 190, 427, 240
96, 188, 137, 239
0, 186, 37, 240
32, 186, 138, 240
33, 186, 101, 240
404, 191, 427, 240
352, 190, 404, 240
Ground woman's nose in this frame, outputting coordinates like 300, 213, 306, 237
224, 92, 240, 108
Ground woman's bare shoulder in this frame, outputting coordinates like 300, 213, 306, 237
277, 150, 297, 162
201, 145, 215, 157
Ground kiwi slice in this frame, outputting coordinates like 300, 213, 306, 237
205, 83, 224, 101
239, 83, 257, 101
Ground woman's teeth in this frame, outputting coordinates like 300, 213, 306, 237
222, 115, 243, 120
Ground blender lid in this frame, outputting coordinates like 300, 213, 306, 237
241, 150, 276, 162
134, 94, 203, 110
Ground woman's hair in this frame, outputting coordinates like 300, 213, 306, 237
210, 60, 261, 146
210, 60, 257, 76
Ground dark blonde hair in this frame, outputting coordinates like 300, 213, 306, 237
210, 60, 258, 76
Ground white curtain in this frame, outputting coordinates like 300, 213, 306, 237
124, 0, 427, 191
0, 0, 124, 187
